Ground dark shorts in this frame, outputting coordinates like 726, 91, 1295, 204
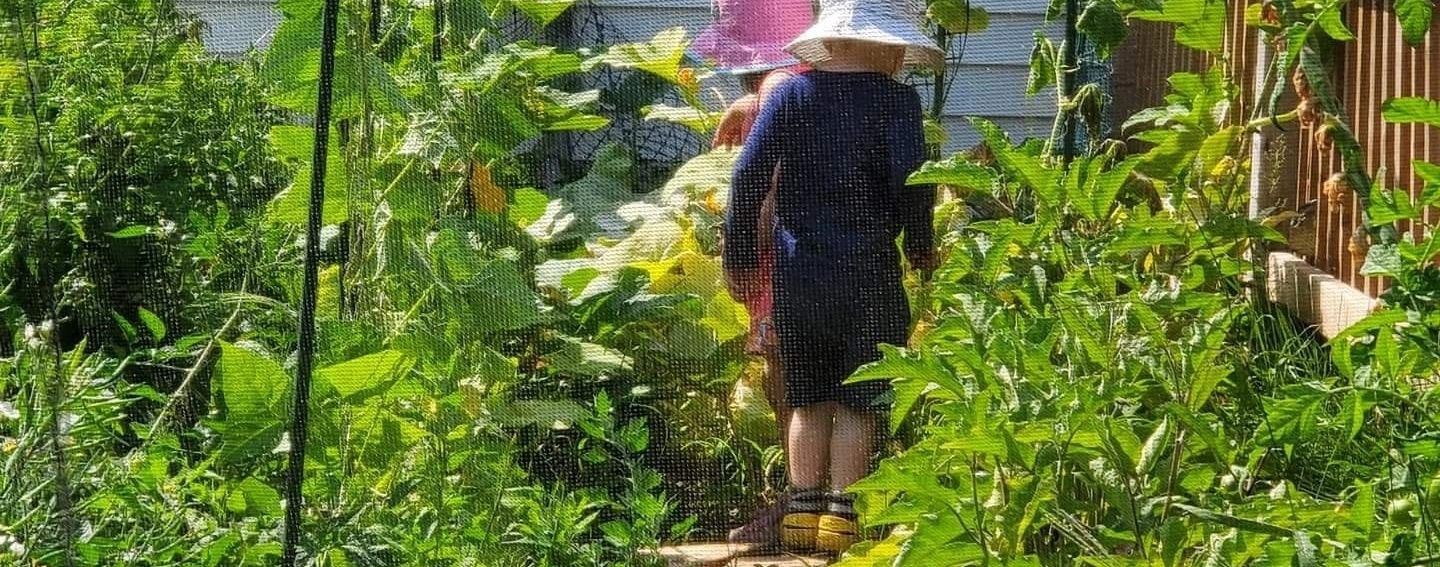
773, 265, 909, 411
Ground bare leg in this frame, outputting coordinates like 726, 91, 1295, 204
761, 348, 791, 457
787, 402, 836, 490
828, 405, 877, 490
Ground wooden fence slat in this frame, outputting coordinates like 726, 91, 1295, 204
1110, 0, 1438, 299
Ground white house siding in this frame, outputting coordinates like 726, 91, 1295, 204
578, 0, 1060, 153
175, 0, 282, 57
177, 0, 1061, 153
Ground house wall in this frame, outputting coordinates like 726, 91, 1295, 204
175, 0, 1065, 154
174, 0, 282, 56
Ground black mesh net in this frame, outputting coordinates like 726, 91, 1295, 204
8, 0, 1438, 565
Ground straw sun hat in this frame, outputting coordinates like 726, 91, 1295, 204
784, 0, 945, 69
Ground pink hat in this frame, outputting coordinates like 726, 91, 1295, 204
691, 0, 815, 75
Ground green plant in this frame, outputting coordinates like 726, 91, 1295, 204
836, 2, 1440, 565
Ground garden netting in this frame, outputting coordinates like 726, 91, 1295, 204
6, 0, 1440, 566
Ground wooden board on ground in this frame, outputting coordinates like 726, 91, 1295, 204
654, 543, 829, 567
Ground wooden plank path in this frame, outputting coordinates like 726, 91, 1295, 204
653, 543, 830, 567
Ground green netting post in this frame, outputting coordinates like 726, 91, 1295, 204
280, 0, 342, 562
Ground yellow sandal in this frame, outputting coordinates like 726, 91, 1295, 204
780, 488, 826, 553
815, 492, 860, 556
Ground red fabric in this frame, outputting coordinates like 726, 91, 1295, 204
737, 68, 801, 354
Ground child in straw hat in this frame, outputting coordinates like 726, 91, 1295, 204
723, 0, 941, 556
692, 0, 815, 548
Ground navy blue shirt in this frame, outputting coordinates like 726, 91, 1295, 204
724, 70, 934, 284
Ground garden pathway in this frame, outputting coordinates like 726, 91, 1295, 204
655, 543, 830, 566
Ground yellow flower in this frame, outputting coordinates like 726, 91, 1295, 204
702, 191, 723, 214
1210, 155, 1237, 179
677, 67, 699, 92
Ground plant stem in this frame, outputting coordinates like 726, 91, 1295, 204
138, 277, 247, 450
1060, 0, 1079, 164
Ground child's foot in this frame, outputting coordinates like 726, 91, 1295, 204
780, 488, 825, 554
815, 491, 859, 556
727, 495, 788, 550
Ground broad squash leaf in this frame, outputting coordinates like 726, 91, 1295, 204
908, 155, 998, 193
1130, 0, 1226, 54
585, 27, 690, 84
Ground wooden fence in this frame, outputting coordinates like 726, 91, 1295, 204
1112, 0, 1440, 297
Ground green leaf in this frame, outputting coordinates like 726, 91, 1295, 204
1197, 126, 1241, 178
216, 342, 288, 421
469, 261, 547, 332
849, 345, 966, 433
1382, 97, 1440, 128
225, 477, 282, 517
266, 126, 349, 226
1395, 0, 1434, 46
907, 156, 998, 193
1331, 308, 1406, 378
543, 339, 629, 377
137, 308, 166, 342
1339, 390, 1375, 441
970, 118, 1059, 200
643, 104, 714, 134
1026, 35, 1057, 97
1350, 481, 1376, 536
1077, 0, 1126, 58
1255, 383, 1328, 446
585, 27, 690, 84
1367, 181, 1420, 226
212, 342, 289, 464
928, 0, 990, 33
508, 0, 575, 26
539, 88, 609, 132
1136, 417, 1171, 476
701, 292, 750, 346
511, 187, 550, 228
1415, 161, 1440, 203
1188, 363, 1231, 410
1316, 6, 1355, 41
318, 350, 415, 403
1130, 0, 1226, 54
849, 345, 967, 398
1078, 160, 1136, 221
1359, 243, 1401, 278
109, 226, 151, 239
111, 311, 138, 344
491, 399, 589, 428
1169, 503, 1291, 536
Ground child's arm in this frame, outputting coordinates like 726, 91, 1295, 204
724, 81, 796, 277
890, 90, 937, 273
713, 70, 799, 148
